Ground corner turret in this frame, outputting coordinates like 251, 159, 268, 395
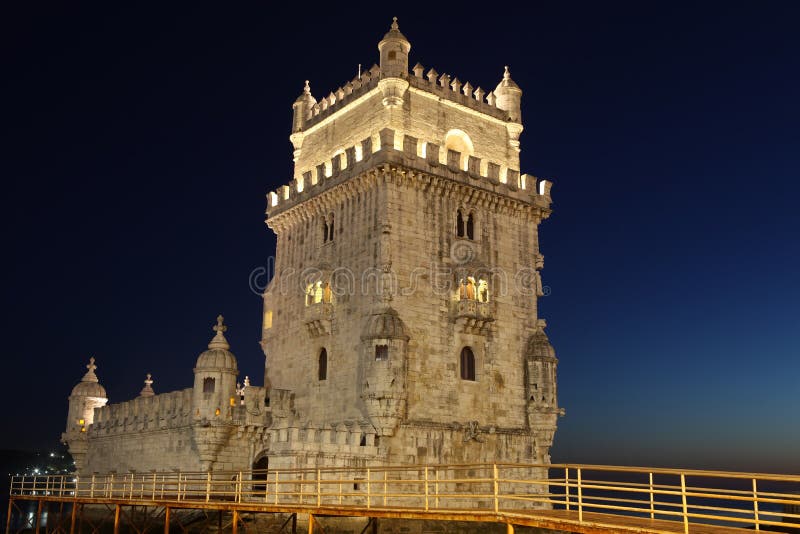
192, 315, 238, 422
62, 357, 108, 472
378, 17, 410, 78
494, 66, 522, 122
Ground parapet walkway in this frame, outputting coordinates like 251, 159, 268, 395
7, 463, 800, 533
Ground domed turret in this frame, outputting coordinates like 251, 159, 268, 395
63, 357, 109, 472
378, 17, 411, 79
193, 315, 238, 421
494, 66, 522, 122
359, 307, 410, 436
525, 320, 559, 412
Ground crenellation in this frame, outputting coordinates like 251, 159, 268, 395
266, 128, 548, 219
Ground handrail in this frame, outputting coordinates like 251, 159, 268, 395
8, 463, 800, 532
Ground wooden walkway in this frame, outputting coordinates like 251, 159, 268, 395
8, 463, 800, 533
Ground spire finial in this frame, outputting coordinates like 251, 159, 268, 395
213, 315, 227, 334
82, 357, 99, 382
504, 65, 510, 79
140, 373, 155, 397
208, 315, 230, 350
304, 80, 310, 94
391, 16, 398, 30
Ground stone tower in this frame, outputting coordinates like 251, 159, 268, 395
261, 19, 562, 470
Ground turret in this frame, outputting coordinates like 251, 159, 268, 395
291, 80, 316, 134
359, 306, 409, 436
192, 315, 238, 422
525, 320, 564, 463
494, 66, 522, 122
378, 17, 410, 78
62, 357, 108, 472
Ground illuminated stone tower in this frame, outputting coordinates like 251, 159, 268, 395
261, 19, 562, 470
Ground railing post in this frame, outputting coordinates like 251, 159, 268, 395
206, 472, 211, 503
577, 468, 583, 523
274, 471, 279, 505
237, 471, 243, 503
493, 464, 499, 514
176, 472, 181, 501
367, 468, 371, 509
424, 467, 430, 512
90, 475, 95, 499
152, 473, 157, 500
383, 470, 388, 507
109, 474, 114, 499
752, 478, 760, 531
317, 469, 321, 507
649, 472, 654, 520
434, 468, 439, 509
680, 473, 688, 534
564, 467, 570, 511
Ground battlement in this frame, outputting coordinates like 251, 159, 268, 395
300, 62, 511, 132
90, 389, 194, 436
268, 127, 552, 219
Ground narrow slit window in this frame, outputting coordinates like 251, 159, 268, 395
318, 348, 328, 381
456, 210, 465, 237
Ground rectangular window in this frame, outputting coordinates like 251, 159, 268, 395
375, 344, 389, 361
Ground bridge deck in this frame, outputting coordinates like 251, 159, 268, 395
8, 463, 800, 534
8, 496, 789, 534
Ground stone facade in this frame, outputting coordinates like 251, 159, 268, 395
261, 19, 562, 474
62, 19, 562, 491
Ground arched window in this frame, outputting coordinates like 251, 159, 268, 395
466, 212, 475, 240
318, 348, 328, 381
465, 277, 476, 300
477, 279, 490, 303
375, 344, 389, 361
328, 214, 335, 242
203, 377, 215, 393
322, 218, 329, 243
444, 129, 474, 171
456, 210, 465, 237
460, 347, 476, 381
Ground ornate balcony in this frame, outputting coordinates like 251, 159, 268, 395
304, 302, 334, 337
451, 299, 494, 335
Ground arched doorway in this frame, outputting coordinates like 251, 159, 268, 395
252, 455, 268, 492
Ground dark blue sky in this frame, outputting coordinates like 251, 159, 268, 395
3, 3, 799, 472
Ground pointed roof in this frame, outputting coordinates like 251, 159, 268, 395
495, 65, 521, 92
379, 17, 410, 51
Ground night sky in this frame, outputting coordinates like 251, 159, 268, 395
4, 4, 799, 473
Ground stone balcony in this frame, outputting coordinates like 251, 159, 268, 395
304, 302, 334, 337
450, 299, 494, 335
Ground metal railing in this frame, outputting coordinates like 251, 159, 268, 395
9, 463, 800, 532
